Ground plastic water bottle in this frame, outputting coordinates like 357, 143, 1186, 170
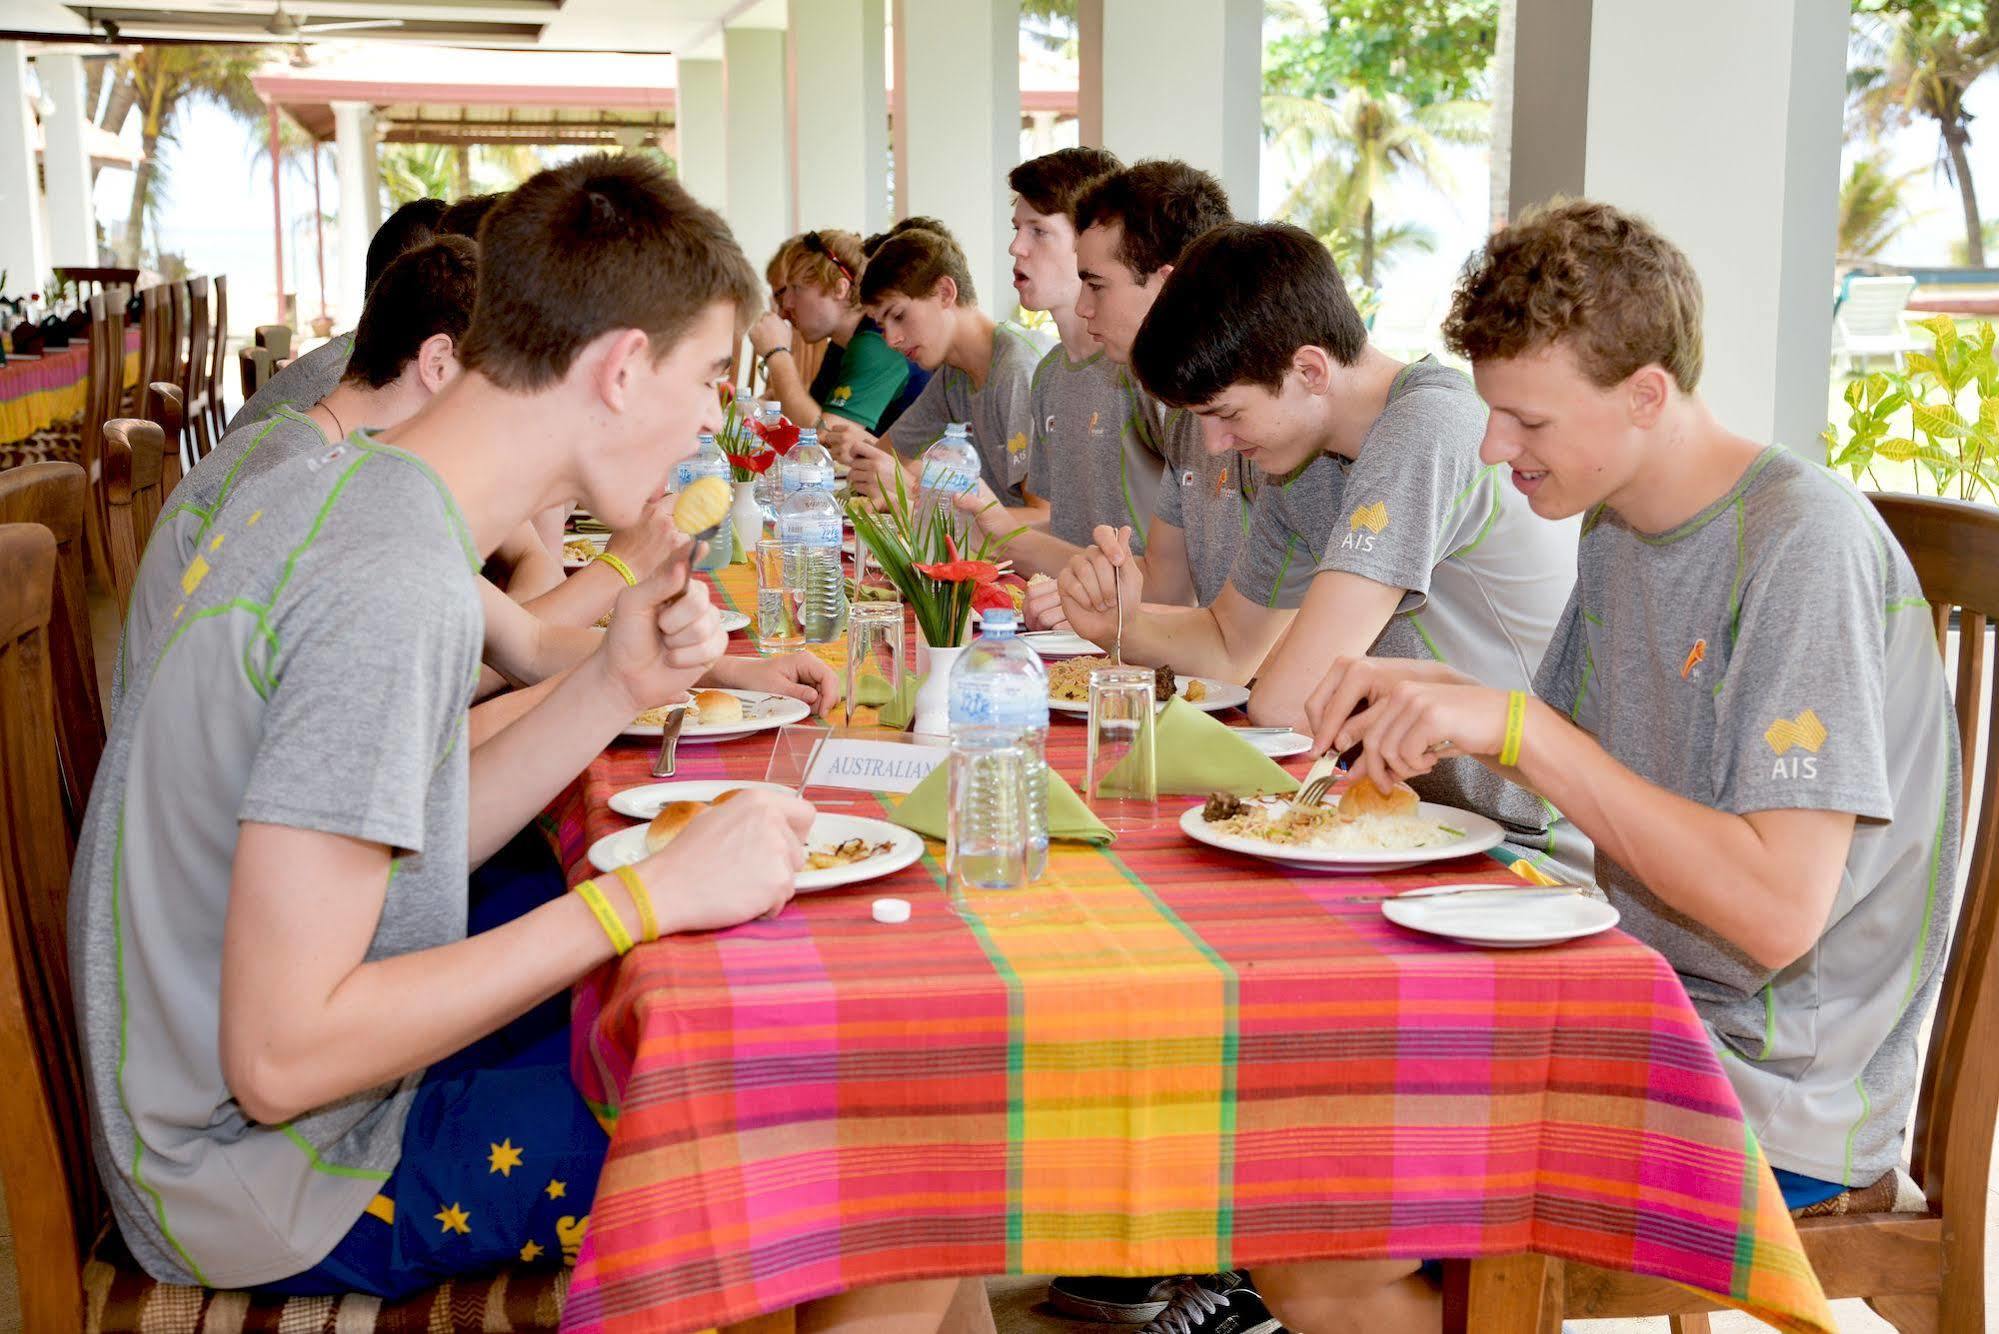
946, 608, 1050, 889
675, 431, 733, 573
916, 422, 980, 538
754, 399, 788, 522
777, 428, 848, 644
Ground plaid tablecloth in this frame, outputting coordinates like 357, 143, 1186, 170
0, 326, 141, 446
547, 566, 1834, 1334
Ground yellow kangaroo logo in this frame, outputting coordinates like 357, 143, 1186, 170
831, 385, 853, 404
1007, 431, 1029, 456
557, 1214, 590, 1265
1348, 501, 1390, 534
1764, 710, 1828, 755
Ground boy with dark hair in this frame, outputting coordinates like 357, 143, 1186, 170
228, 196, 448, 432
1058, 221, 1578, 869
73, 153, 956, 1326
1255, 199, 1962, 1334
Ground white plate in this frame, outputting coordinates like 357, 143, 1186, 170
1381, 887, 1620, 948
1021, 630, 1104, 658
608, 779, 793, 820
587, 811, 925, 892
718, 609, 751, 634
561, 534, 608, 569
1048, 677, 1249, 716
1178, 799, 1505, 874
1240, 729, 1313, 759
621, 689, 812, 743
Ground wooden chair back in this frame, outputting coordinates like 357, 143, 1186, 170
165, 280, 190, 398
0, 464, 103, 837
208, 274, 230, 439
238, 345, 275, 401
178, 277, 213, 462
0, 521, 99, 1334
79, 295, 127, 588
100, 419, 166, 616
149, 382, 186, 496
136, 285, 168, 421
255, 323, 293, 363
54, 266, 138, 310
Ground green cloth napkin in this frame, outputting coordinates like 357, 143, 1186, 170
891, 763, 1114, 845
1108, 697, 1301, 796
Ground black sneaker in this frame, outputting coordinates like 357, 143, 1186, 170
1138, 1279, 1285, 1334
1046, 1273, 1244, 1325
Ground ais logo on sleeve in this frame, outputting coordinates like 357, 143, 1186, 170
1342, 501, 1390, 551
1764, 708, 1827, 779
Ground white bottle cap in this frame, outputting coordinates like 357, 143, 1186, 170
871, 897, 911, 924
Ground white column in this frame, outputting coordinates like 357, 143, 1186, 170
1510, 0, 1845, 455
675, 58, 727, 213
1083, 0, 1260, 218
333, 100, 371, 326
360, 108, 383, 235
788, 0, 888, 238
0, 43, 48, 295
724, 26, 793, 282
892, 0, 1019, 318
38, 53, 96, 267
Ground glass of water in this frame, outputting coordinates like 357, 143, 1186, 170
844, 600, 905, 728
1086, 666, 1158, 831
754, 537, 803, 654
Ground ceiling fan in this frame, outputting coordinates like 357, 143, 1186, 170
265, 1, 406, 37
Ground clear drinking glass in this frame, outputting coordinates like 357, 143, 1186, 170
755, 537, 803, 654
844, 600, 905, 728
1086, 666, 1158, 831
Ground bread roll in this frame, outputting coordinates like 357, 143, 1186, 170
693, 689, 743, 724
1338, 777, 1420, 820
645, 800, 707, 853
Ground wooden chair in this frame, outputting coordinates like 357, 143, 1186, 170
165, 281, 190, 410
237, 345, 274, 402
54, 266, 139, 311
134, 285, 168, 421
207, 274, 230, 440
79, 295, 128, 588
0, 463, 103, 837
255, 322, 293, 364
177, 278, 214, 462
148, 382, 185, 497
99, 419, 166, 617
1468, 492, 1999, 1334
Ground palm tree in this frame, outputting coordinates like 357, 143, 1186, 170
1839, 151, 1930, 257
1850, 3, 1999, 265
380, 143, 459, 207
115, 45, 275, 266
1266, 87, 1486, 286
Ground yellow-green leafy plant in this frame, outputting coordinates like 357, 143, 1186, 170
1824, 314, 1999, 500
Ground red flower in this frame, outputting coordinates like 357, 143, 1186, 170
725, 450, 777, 475
751, 417, 801, 455
915, 558, 1002, 583
943, 529, 962, 563
970, 581, 1014, 612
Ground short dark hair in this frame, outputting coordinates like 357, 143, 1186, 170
860, 215, 950, 259
1131, 222, 1369, 407
1009, 147, 1123, 222
858, 220, 977, 308
344, 236, 481, 389
438, 192, 504, 240
1073, 160, 1233, 281
457, 153, 760, 392
364, 197, 447, 295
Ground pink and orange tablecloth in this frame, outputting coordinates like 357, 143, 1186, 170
545, 565, 1835, 1334
0, 327, 141, 447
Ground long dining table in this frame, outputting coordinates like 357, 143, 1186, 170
543, 561, 1836, 1334
0, 325, 140, 448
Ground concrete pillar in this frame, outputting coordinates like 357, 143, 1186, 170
892, 0, 1019, 318
675, 58, 727, 213
359, 108, 383, 236
0, 43, 48, 296
1028, 110, 1058, 157
333, 100, 371, 326
1081, 0, 1260, 217
724, 26, 793, 286
38, 53, 97, 267
1510, 0, 1845, 455
787, 0, 888, 238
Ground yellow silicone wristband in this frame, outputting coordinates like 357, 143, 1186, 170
612, 865, 658, 944
1499, 689, 1527, 768
574, 878, 633, 955
592, 551, 638, 587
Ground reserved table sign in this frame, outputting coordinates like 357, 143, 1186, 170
767, 726, 948, 796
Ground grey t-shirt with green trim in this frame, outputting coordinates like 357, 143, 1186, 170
1535, 446, 1960, 1185
116, 405, 329, 711
226, 333, 351, 433
1025, 347, 1163, 553
886, 320, 1052, 504
70, 430, 484, 1288
1228, 359, 1580, 850
1146, 391, 1247, 606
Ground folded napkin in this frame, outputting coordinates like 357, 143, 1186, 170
891, 763, 1114, 845
1108, 698, 1301, 796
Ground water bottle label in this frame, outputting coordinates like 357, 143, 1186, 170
782, 515, 842, 546
783, 466, 832, 493
949, 676, 1045, 728
920, 462, 978, 496
674, 463, 696, 489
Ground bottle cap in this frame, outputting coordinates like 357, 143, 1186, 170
871, 897, 911, 924
980, 608, 1018, 634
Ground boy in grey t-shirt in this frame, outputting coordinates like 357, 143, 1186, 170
1284, 200, 1958, 1334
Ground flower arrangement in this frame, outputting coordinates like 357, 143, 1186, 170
846, 465, 1025, 647
717, 383, 800, 482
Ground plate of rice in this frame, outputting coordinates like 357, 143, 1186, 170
1045, 657, 1247, 714
1180, 786, 1504, 873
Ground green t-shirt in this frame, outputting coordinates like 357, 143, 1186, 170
813, 321, 910, 433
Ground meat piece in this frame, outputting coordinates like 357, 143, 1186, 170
1203, 792, 1248, 822
1153, 664, 1177, 702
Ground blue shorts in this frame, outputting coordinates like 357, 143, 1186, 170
257, 827, 606, 1303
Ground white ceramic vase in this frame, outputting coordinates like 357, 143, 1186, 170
729, 480, 763, 563
911, 638, 964, 737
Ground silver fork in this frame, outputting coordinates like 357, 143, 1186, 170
650, 704, 689, 777
1294, 754, 1339, 808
